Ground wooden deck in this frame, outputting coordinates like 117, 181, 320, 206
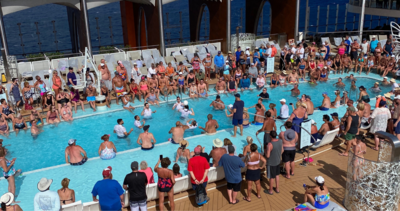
146, 134, 382, 211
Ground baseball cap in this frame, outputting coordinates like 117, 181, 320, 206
194, 146, 201, 153
315, 176, 325, 183
102, 166, 112, 177
100, 63, 105, 67
251, 63, 254, 65
363, 38, 366, 41
131, 161, 139, 170
68, 139, 76, 145
379, 100, 387, 106
322, 92, 328, 95
234, 93, 240, 98
392, 55, 395, 57
330, 112, 338, 117
134, 63, 137, 65
218, 51, 222, 54
280, 99, 286, 102
372, 35, 376, 38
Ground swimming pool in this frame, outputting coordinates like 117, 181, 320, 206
3, 76, 390, 172
0, 75, 391, 209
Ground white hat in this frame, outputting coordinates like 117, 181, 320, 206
372, 35, 376, 38
179, 72, 183, 75
213, 138, 223, 147
392, 55, 396, 57
38, 178, 53, 191
280, 99, 286, 102
311, 119, 316, 124
225, 60, 229, 63
246, 46, 250, 49
0, 193, 14, 206
183, 100, 188, 105
134, 62, 137, 65
228, 104, 233, 108
100, 63, 105, 66
251, 63, 254, 65
391, 78, 396, 83
384, 77, 388, 79
68, 139, 76, 145
395, 95, 400, 100
324, 66, 327, 69
315, 176, 325, 183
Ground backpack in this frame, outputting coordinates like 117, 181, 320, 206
195, 184, 209, 206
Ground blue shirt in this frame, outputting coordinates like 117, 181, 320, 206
235, 51, 242, 61
92, 179, 124, 211
214, 55, 224, 67
218, 154, 245, 183
240, 78, 250, 88
259, 49, 266, 58
345, 40, 351, 53
67, 72, 76, 86
370, 40, 379, 52
232, 100, 244, 120
253, 52, 260, 63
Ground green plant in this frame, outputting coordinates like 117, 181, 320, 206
26, 53, 45, 62
46, 52, 64, 60
99, 46, 116, 54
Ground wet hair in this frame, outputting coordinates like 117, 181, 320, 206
184, 105, 189, 109
117, 119, 123, 124
144, 103, 149, 107
173, 163, 180, 175
216, 95, 220, 99
0, 99, 5, 104
323, 114, 330, 121
284, 121, 292, 128
134, 115, 139, 120
161, 157, 171, 168
265, 111, 271, 117
270, 131, 277, 138
207, 114, 213, 120
101, 134, 109, 141
223, 138, 233, 146
61, 178, 70, 190
256, 104, 262, 109
12, 78, 17, 82
250, 143, 258, 152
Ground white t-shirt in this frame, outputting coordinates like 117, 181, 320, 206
143, 108, 152, 118
291, 47, 297, 54
265, 48, 272, 58
114, 124, 126, 137
392, 82, 399, 91
280, 104, 289, 118
174, 102, 183, 110
147, 67, 156, 78
186, 122, 198, 129
180, 109, 192, 118
134, 120, 142, 128
297, 48, 305, 59
245, 50, 250, 56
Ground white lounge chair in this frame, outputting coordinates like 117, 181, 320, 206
17, 62, 33, 79
379, 34, 387, 41
321, 37, 330, 45
166, 47, 180, 56
82, 201, 100, 211
333, 37, 343, 46
351, 36, 361, 42
311, 128, 339, 149
62, 200, 82, 211
127, 50, 141, 61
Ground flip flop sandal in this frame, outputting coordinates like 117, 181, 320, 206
264, 190, 273, 195
230, 199, 239, 205
243, 197, 251, 202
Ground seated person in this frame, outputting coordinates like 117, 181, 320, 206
312, 115, 331, 141
310, 120, 318, 143
65, 139, 88, 166
174, 140, 190, 163
297, 176, 330, 209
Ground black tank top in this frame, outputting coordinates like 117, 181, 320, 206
348, 114, 359, 134
229, 81, 235, 89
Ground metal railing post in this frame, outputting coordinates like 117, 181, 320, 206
326, 5, 330, 32
335, 4, 339, 31
344, 4, 348, 30
305, 0, 309, 36
316, 6, 320, 33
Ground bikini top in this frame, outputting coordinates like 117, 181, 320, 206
247, 153, 260, 165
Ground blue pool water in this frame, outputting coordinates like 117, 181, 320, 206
0, 75, 392, 210
4, 76, 390, 173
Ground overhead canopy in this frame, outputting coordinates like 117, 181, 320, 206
0, 0, 176, 16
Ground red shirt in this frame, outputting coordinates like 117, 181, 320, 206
271, 47, 277, 57
188, 155, 210, 184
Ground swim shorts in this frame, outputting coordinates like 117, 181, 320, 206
70, 158, 87, 166
319, 107, 329, 111
87, 96, 95, 102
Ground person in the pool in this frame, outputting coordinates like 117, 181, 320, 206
345, 74, 357, 81
305, 96, 314, 115
209, 138, 227, 167
215, 78, 227, 95
185, 119, 198, 130
86, 84, 97, 112
12, 114, 27, 136
174, 140, 190, 163
341, 91, 349, 105
287, 70, 299, 84
168, 121, 186, 144
198, 114, 219, 134
319, 67, 328, 82
315, 92, 331, 111
198, 79, 208, 98
134, 115, 146, 129
141, 103, 156, 119
330, 90, 341, 109
210, 95, 225, 110
252, 104, 264, 125
256, 111, 276, 150
30, 119, 42, 138
61, 102, 73, 123
178, 105, 195, 119
112, 72, 126, 105
98, 134, 117, 160
333, 78, 345, 87
65, 139, 87, 166
121, 92, 135, 113
137, 125, 156, 150
249, 98, 266, 111
358, 86, 370, 103
291, 84, 300, 96
370, 82, 381, 92
382, 77, 390, 86
172, 97, 183, 111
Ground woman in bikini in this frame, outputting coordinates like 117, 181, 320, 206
98, 134, 117, 160
52, 70, 62, 97
129, 79, 141, 103
375, 43, 383, 65
34, 75, 47, 107
100, 85, 111, 108
333, 54, 342, 74
270, 73, 280, 88
22, 82, 36, 110
154, 157, 176, 211
189, 83, 198, 99
191, 54, 200, 74
12, 114, 27, 136
268, 103, 277, 120
61, 103, 73, 122
234, 68, 242, 84
202, 53, 213, 80
330, 90, 341, 109
139, 77, 149, 97
243, 143, 266, 201
325, 56, 334, 73
58, 178, 75, 205
279, 72, 287, 86
366, 54, 375, 75
0, 147, 21, 199
317, 56, 325, 71
308, 58, 317, 76
0, 99, 14, 121
70, 87, 85, 113
56, 89, 71, 113
355, 52, 366, 74
177, 72, 186, 95
338, 41, 346, 59
383, 55, 396, 77
46, 105, 60, 125
309, 42, 317, 59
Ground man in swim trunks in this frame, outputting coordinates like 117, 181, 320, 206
196, 70, 209, 90
305, 95, 314, 115
158, 74, 168, 96
291, 84, 300, 96
342, 54, 352, 73
30, 110, 44, 126
382, 77, 390, 86
216, 78, 227, 95
168, 121, 186, 144
350, 39, 360, 63
333, 78, 345, 87
315, 92, 331, 111
86, 84, 97, 112
199, 114, 219, 134
198, 79, 208, 97
288, 70, 299, 84
112, 73, 126, 105
252, 104, 264, 125
65, 139, 88, 166
148, 74, 160, 96
137, 125, 156, 150
210, 95, 225, 110
209, 138, 227, 167
99, 59, 112, 90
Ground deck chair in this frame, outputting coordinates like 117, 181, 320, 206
32, 60, 51, 76
380, 39, 387, 48
196, 45, 207, 54
17, 62, 33, 79
321, 37, 330, 45
369, 35, 378, 41
209, 49, 218, 57
165, 56, 175, 64
198, 52, 207, 61
93, 54, 106, 65
206, 44, 217, 53
110, 52, 126, 62
140, 67, 148, 78
151, 49, 161, 59
170, 60, 177, 69
144, 58, 155, 68
142, 50, 153, 60
175, 55, 189, 65
154, 57, 166, 65
127, 50, 141, 61
82, 201, 101, 211
62, 200, 82, 211
186, 53, 194, 62
166, 47, 180, 56
172, 51, 181, 56
52, 58, 69, 74
334, 37, 343, 46
379, 35, 388, 41
181, 49, 190, 57
351, 36, 361, 42
311, 128, 339, 149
